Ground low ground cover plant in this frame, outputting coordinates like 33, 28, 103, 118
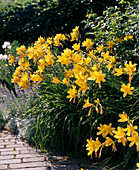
0, 0, 138, 169
0, 82, 38, 137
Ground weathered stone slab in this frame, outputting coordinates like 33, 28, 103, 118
0, 155, 14, 160
0, 164, 8, 170
13, 167, 47, 170
16, 153, 43, 158
9, 162, 47, 168
1, 150, 20, 155
0, 147, 14, 151
23, 157, 44, 163
0, 158, 21, 164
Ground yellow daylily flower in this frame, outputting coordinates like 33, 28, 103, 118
114, 66, 123, 76
101, 51, 111, 61
124, 124, 138, 136
136, 163, 139, 170
86, 137, 102, 158
118, 112, 129, 122
82, 38, 93, 50
106, 41, 115, 49
94, 98, 100, 104
124, 61, 137, 76
113, 127, 126, 146
83, 98, 94, 116
104, 137, 117, 151
127, 132, 139, 152
47, 37, 53, 45
70, 26, 80, 41
37, 65, 45, 73
67, 85, 77, 103
97, 123, 115, 137
83, 98, 94, 108
52, 77, 61, 84
17, 81, 28, 90
20, 72, 29, 83
8, 54, 16, 65
20, 45, 27, 52
30, 74, 43, 84
72, 43, 80, 51
62, 78, 70, 86
120, 83, 134, 97
11, 75, 20, 83
97, 45, 103, 52
124, 34, 133, 41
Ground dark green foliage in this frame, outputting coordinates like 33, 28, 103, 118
0, 0, 121, 53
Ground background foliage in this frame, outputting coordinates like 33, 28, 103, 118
0, 0, 122, 53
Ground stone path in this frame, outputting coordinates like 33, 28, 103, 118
0, 131, 101, 170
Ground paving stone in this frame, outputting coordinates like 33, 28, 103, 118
9, 162, 47, 168
1, 144, 24, 148
0, 146, 4, 149
0, 165, 8, 170
0, 155, 14, 159
13, 167, 47, 170
23, 156, 45, 163
15, 146, 33, 150
1, 150, 21, 155
20, 149, 37, 154
16, 153, 43, 158
0, 138, 18, 142
0, 142, 13, 145
0, 147, 14, 151
0, 158, 21, 164
0, 140, 23, 143
0, 147, 32, 152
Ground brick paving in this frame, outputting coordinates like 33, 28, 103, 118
0, 131, 101, 170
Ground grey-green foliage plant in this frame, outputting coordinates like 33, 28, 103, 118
0, 82, 39, 137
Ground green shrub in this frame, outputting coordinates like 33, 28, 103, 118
82, 0, 138, 64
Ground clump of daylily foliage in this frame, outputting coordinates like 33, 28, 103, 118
8, 25, 138, 156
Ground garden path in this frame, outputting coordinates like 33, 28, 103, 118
0, 131, 101, 170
